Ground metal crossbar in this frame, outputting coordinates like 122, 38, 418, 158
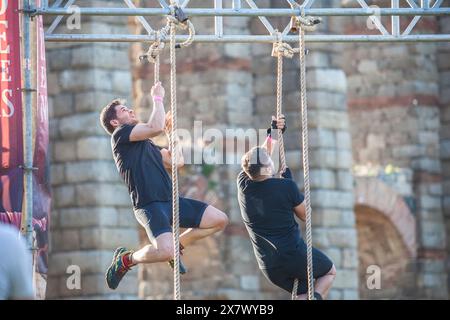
29, 0, 450, 43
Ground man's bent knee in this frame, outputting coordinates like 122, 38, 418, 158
216, 212, 229, 230
328, 264, 337, 277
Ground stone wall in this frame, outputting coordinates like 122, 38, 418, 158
439, 15, 450, 297
44, 0, 448, 300
46, 0, 139, 299
343, 7, 448, 298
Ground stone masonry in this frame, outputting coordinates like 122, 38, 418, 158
45, 0, 449, 300
46, 0, 139, 299
343, 3, 448, 298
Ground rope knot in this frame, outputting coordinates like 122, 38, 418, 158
272, 41, 296, 59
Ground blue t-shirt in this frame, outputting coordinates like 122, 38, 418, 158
111, 124, 171, 208
237, 168, 305, 269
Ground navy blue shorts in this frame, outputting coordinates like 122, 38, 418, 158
260, 241, 334, 295
134, 197, 209, 240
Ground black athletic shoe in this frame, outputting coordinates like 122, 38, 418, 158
314, 292, 323, 300
168, 258, 188, 274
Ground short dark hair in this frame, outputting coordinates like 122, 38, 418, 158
99, 99, 124, 135
241, 147, 271, 180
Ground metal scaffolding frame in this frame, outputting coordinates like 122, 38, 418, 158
20, 0, 450, 253
26, 0, 450, 43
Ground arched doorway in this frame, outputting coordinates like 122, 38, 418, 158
354, 177, 417, 299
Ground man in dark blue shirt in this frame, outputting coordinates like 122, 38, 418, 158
99, 82, 228, 290
237, 116, 336, 300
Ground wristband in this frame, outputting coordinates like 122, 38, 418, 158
153, 95, 163, 103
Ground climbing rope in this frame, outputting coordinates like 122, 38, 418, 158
287, 2, 321, 300
158, 2, 197, 301
169, 15, 181, 301
271, 32, 287, 176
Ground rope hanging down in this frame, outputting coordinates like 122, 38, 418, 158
140, 3, 196, 301
287, 3, 321, 300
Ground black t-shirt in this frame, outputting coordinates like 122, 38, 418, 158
111, 124, 171, 208
237, 168, 304, 269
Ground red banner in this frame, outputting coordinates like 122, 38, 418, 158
0, 0, 24, 226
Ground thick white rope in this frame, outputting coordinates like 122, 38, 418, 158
299, 25, 314, 301
169, 7, 181, 301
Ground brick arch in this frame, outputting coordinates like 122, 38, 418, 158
354, 177, 417, 258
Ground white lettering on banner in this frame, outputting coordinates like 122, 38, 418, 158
1, 89, 14, 117
0, 0, 8, 16
0, 21, 9, 54
1, 59, 10, 81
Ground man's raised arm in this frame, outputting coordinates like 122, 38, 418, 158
129, 82, 166, 142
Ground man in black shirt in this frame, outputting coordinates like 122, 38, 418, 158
99, 82, 228, 290
237, 116, 336, 300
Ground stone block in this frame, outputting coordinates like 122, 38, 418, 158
340, 210, 356, 227
51, 164, 66, 186
327, 228, 357, 248
311, 190, 354, 210
75, 91, 116, 113
76, 183, 130, 207
59, 69, 100, 92
335, 131, 351, 150
441, 141, 450, 159
66, 161, 119, 183
308, 110, 349, 130
306, 69, 347, 93
309, 149, 336, 169
366, 134, 385, 149
420, 220, 446, 249
342, 249, 358, 269
333, 269, 358, 289
323, 247, 341, 268
337, 170, 354, 191
59, 112, 105, 139
392, 145, 426, 159
52, 93, 75, 117
309, 129, 336, 148
411, 158, 441, 173
310, 169, 336, 189
54, 185, 76, 208
418, 195, 442, 210
117, 208, 139, 228
80, 228, 139, 250
76, 136, 112, 160
307, 91, 347, 110
336, 150, 353, 169
240, 275, 260, 291
313, 209, 341, 227
59, 207, 119, 228
53, 140, 77, 162
357, 60, 378, 74
342, 289, 359, 300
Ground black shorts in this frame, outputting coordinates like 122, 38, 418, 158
260, 241, 334, 295
134, 197, 208, 240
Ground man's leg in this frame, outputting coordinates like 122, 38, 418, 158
179, 205, 228, 248
131, 232, 175, 264
296, 264, 337, 300
313, 264, 336, 299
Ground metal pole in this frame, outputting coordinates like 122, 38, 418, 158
32, 7, 450, 17
232, 0, 241, 10
214, 0, 223, 38
392, 0, 400, 37
21, 0, 34, 250
44, 34, 450, 43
